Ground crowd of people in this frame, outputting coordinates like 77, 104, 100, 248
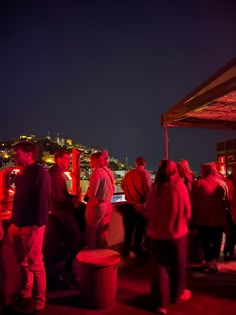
0, 142, 115, 315
0, 141, 235, 315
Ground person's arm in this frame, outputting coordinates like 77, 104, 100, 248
121, 178, 125, 191
50, 169, 71, 201
143, 171, 152, 198
87, 170, 100, 199
36, 169, 51, 224
49, 169, 74, 209
183, 185, 192, 222
144, 184, 157, 219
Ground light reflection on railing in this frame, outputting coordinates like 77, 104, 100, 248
111, 192, 126, 203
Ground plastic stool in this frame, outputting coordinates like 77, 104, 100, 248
75, 249, 120, 309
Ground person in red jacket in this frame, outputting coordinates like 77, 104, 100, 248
121, 156, 151, 256
191, 163, 228, 271
146, 159, 191, 314
47, 150, 83, 287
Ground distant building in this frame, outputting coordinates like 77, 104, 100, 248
66, 138, 73, 146
20, 135, 36, 141
216, 138, 236, 176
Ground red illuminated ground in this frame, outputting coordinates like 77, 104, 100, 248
41, 257, 236, 315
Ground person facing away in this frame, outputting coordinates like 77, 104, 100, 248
223, 167, 236, 261
85, 150, 114, 249
121, 156, 151, 256
47, 150, 82, 281
191, 162, 228, 272
177, 159, 195, 194
146, 159, 191, 314
8, 141, 51, 314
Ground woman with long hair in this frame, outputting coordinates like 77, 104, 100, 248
177, 159, 195, 193
146, 159, 191, 314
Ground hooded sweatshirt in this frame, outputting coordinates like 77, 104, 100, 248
146, 179, 191, 240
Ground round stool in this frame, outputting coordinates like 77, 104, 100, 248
75, 249, 120, 309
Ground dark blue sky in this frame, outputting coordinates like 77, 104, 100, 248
1, 0, 236, 171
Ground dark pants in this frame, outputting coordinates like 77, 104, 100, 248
197, 226, 223, 262
74, 202, 86, 242
223, 211, 236, 258
150, 235, 187, 308
44, 213, 81, 273
122, 203, 148, 254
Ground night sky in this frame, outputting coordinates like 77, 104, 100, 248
1, 1, 236, 172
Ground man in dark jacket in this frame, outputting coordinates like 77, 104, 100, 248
8, 141, 51, 313
47, 150, 84, 283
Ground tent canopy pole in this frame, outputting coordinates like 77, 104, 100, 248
164, 126, 168, 159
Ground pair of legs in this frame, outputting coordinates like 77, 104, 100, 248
150, 235, 187, 309
197, 226, 223, 263
8, 224, 46, 311
44, 212, 82, 273
85, 201, 112, 249
223, 211, 236, 259
122, 203, 148, 255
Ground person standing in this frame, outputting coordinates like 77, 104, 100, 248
121, 156, 151, 256
177, 160, 195, 194
146, 160, 191, 314
192, 162, 228, 271
226, 163, 236, 259
85, 151, 114, 249
8, 141, 51, 314
47, 150, 83, 284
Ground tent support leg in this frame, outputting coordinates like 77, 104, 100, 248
164, 126, 168, 159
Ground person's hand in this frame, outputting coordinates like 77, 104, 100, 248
0, 221, 4, 241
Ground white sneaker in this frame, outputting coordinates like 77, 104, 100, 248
156, 307, 167, 314
179, 289, 191, 301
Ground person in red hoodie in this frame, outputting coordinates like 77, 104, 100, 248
146, 159, 191, 315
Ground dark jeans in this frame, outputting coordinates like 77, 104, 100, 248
74, 202, 86, 241
122, 203, 148, 254
197, 226, 223, 262
150, 235, 187, 308
44, 213, 81, 273
223, 211, 236, 258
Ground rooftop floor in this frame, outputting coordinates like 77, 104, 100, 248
41, 257, 236, 315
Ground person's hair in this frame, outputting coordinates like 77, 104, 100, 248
154, 159, 179, 185
180, 159, 194, 176
136, 156, 146, 166
90, 151, 103, 163
177, 162, 185, 178
54, 149, 70, 161
201, 163, 216, 177
13, 141, 39, 160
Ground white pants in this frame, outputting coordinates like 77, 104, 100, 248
85, 200, 112, 249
